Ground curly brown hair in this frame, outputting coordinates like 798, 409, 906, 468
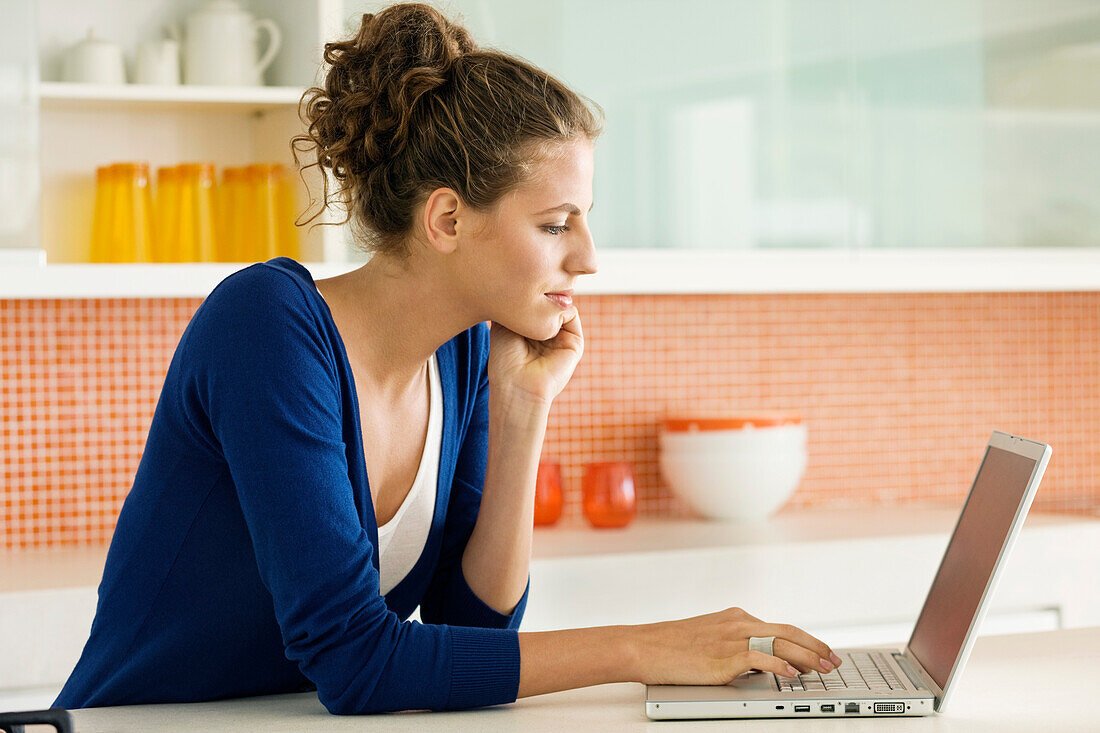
291, 2, 605, 260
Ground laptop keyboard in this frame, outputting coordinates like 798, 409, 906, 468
776, 651, 904, 692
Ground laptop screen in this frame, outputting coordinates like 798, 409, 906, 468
906, 445, 1038, 690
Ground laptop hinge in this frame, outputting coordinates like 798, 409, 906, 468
893, 653, 929, 690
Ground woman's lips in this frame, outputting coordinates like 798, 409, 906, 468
545, 291, 573, 309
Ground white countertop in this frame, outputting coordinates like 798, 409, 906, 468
2, 503, 1091, 592
4, 505, 1099, 707
58, 626, 1100, 731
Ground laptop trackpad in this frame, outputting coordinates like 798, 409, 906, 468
729, 670, 776, 690
646, 670, 777, 701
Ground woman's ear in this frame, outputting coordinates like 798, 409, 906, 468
421, 187, 461, 254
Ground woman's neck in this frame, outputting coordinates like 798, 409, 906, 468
314, 253, 478, 399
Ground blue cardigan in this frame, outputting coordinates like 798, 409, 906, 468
54, 258, 530, 714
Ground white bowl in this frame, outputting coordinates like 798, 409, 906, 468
660, 423, 807, 454
659, 423, 807, 521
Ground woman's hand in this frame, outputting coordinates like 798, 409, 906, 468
487, 310, 584, 409
628, 606, 842, 686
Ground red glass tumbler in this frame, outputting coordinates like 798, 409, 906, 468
582, 462, 636, 528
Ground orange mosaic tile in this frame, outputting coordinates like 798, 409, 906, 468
2, 290, 1099, 549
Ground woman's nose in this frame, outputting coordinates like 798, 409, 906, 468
572, 227, 598, 275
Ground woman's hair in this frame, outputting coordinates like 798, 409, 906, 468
291, 2, 605, 260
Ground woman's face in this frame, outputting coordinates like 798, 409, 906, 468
452, 138, 599, 342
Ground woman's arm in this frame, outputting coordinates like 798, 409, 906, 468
517, 625, 637, 697
462, 315, 842, 698
518, 609, 842, 698
461, 311, 585, 616
460, 390, 549, 615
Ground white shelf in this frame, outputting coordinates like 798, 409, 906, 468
587, 247, 1100, 294
0, 262, 360, 299
8, 248, 1100, 298
39, 81, 307, 113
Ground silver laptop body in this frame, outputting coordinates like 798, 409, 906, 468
646, 430, 1052, 719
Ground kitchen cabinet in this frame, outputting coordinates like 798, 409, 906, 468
28, 0, 351, 268
4, 0, 1100, 296
3, 505, 1098, 712
537, 0, 1100, 252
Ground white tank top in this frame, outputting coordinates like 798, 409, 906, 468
315, 283, 440, 596
376, 351, 441, 595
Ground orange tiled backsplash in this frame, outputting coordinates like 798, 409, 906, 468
3, 292, 1099, 549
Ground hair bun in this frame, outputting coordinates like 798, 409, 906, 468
305, 3, 478, 173
291, 2, 603, 262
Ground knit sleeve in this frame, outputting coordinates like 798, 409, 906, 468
419, 323, 530, 630
192, 267, 521, 714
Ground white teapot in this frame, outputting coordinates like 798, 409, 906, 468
175, 0, 281, 86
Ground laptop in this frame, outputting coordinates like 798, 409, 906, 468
645, 430, 1052, 719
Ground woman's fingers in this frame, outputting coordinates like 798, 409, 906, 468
771, 638, 834, 675
632, 607, 844, 688
739, 650, 799, 679
560, 307, 583, 340
751, 622, 838, 668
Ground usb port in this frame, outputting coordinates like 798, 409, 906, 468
845, 702, 860, 714
794, 705, 811, 713
820, 704, 835, 713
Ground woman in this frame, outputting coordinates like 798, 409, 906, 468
54, 2, 840, 715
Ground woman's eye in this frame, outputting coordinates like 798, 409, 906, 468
543, 225, 570, 235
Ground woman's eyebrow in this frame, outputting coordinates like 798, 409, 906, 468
534, 201, 595, 215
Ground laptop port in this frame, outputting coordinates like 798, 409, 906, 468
874, 702, 905, 714
794, 705, 811, 713
820, 704, 835, 713
845, 702, 860, 714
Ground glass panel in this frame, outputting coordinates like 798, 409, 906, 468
441, 0, 857, 249
850, 0, 1100, 248
848, 1, 988, 249
0, 0, 39, 252
350, 0, 1100, 249
981, 1, 1100, 248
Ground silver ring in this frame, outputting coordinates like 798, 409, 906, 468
749, 636, 776, 656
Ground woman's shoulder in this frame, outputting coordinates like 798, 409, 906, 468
178, 258, 332, 369
165, 260, 343, 409
193, 258, 324, 329
207, 258, 315, 307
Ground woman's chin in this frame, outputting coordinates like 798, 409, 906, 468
496, 313, 562, 343
529, 321, 564, 342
